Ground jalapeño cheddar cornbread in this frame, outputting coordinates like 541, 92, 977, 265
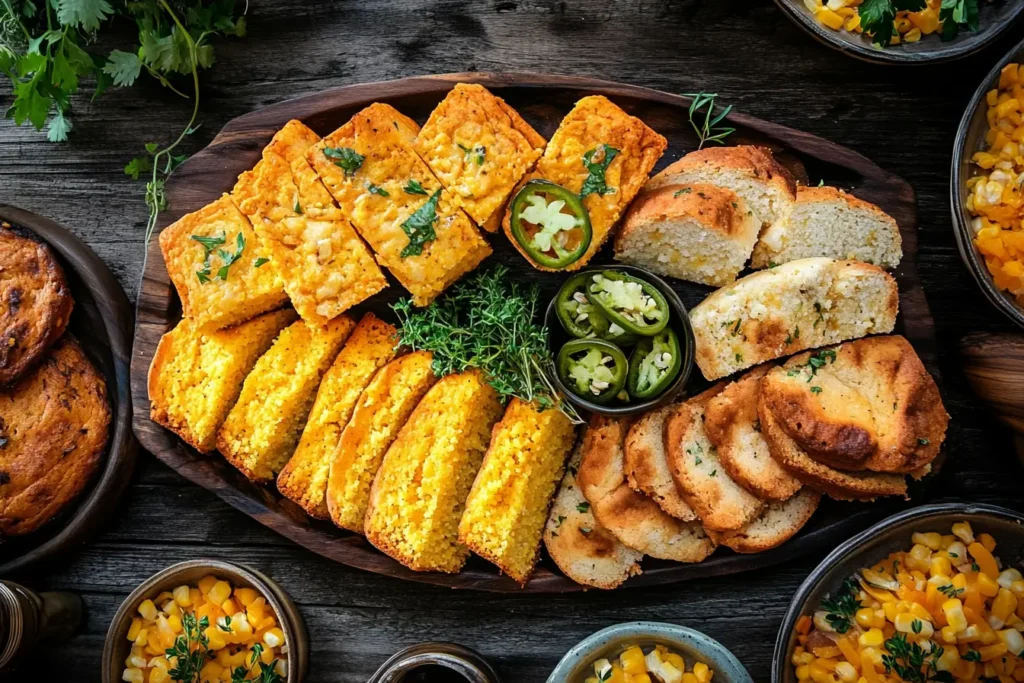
415, 83, 546, 232
306, 103, 492, 306
159, 194, 287, 330
503, 95, 667, 271
217, 315, 355, 483
277, 313, 398, 518
233, 120, 387, 326
148, 308, 297, 453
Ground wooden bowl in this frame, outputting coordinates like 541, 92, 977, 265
951, 35, 1024, 329
368, 643, 501, 683
102, 559, 308, 683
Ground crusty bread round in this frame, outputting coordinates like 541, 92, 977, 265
624, 404, 697, 521
708, 487, 821, 553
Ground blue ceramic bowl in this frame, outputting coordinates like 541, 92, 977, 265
547, 621, 753, 683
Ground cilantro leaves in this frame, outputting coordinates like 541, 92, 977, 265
400, 189, 441, 258
858, 0, 976, 44
579, 144, 620, 199
323, 146, 364, 176
191, 232, 246, 283
403, 179, 429, 195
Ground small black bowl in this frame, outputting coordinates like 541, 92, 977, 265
544, 264, 695, 417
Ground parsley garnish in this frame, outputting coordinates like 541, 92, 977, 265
403, 179, 429, 195
939, 0, 979, 40
789, 349, 838, 382
400, 189, 441, 258
814, 302, 824, 328
579, 144, 620, 198
191, 232, 226, 283
735, 352, 743, 363
577, 502, 590, 513
253, 257, 269, 268
709, 469, 717, 477
457, 142, 486, 165
323, 146, 364, 177
294, 200, 303, 214
681, 91, 735, 149
366, 182, 390, 197
811, 386, 822, 394
212, 232, 246, 281
695, 455, 703, 465
881, 632, 953, 683
820, 578, 861, 634
674, 187, 693, 197
859, 0, 926, 45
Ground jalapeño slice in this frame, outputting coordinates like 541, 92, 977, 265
627, 328, 682, 400
586, 270, 670, 337
556, 339, 628, 405
510, 180, 592, 269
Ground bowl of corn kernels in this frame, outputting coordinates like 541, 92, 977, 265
102, 559, 308, 683
772, 503, 1024, 683
952, 35, 1024, 329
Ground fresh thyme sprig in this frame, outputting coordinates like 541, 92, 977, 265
230, 643, 284, 683
165, 612, 211, 683
820, 578, 861, 634
881, 632, 954, 683
682, 91, 735, 150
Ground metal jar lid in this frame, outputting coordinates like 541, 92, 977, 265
368, 642, 501, 683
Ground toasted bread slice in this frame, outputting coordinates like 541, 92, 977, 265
689, 257, 899, 380
577, 415, 715, 563
704, 366, 802, 501
708, 487, 821, 553
624, 404, 696, 521
544, 442, 643, 590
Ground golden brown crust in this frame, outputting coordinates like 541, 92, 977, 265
707, 487, 821, 553
0, 225, 74, 386
0, 336, 109, 536
794, 185, 895, 222
624, 404, 696, 521
647, 145, 797, 198
616, 183, 748, 247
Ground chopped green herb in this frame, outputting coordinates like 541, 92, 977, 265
253, 257, 270, 268
577, 502, 590, 513
323, 146, 364, 177
366, 182, 390, 197
814, 302, 824, 328
918, 438, 930, 446
938, 584, 964, 598
191, 233, 226, 283
674, 187, 693, 197
213, 232, 246, 281
403, 179, 429, 195
880, 632, 951, 683
735, 352, 743, 363
709, 469, 717, 477
695, 455, 703, 465
400, 190, 441, 258
768, 261, 779, 269
294, 200, 303, 214
811, 386, 822, 394
579, 144, 620, 198
821, 578, 861, 634
964, 649, 981, 662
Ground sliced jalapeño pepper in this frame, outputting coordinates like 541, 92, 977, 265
586, 270, 670, 337
555, 272, 610, 339
557, 339, 627, 405
627, 328, 682, 400
510, 180, 592, 269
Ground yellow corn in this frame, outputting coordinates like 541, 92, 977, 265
621, 646, 646, 674
693, 661, 712, 683
944, 598, 969, 632
859, 628, 884, 647
975, 571, 1001, 597
953, 522, 975, 545
817, 8, 845, 29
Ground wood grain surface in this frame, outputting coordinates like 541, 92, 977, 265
2, 1, 1023, 680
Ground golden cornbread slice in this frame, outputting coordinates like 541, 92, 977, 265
364, 370, 503, 573
306, 103, 492, 306
502, 95, 667, 271
159, 194, 287, 330
216, 315, 355, 483
326, 350, 438, 532
233, 120, 387, 326
277, 313, 399, 518
415, 83, 546, 232
148, 309, 297, 453
458, 399, 575, 585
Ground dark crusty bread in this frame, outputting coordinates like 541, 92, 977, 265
708, 487, 821, 553
624, 404, 697, 521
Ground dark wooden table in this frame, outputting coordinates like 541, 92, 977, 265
3, 2, 1023, 681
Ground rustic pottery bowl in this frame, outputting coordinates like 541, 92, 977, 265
545, 264, 695, 417
772, 502, 1024, 683
102, 559, 308, 682
547, 621, 753, 683
951, 34, 1024, 329
368, 642, 501, 682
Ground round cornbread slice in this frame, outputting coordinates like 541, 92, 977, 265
707, 487, 821, 553
0, 336, 110, 536
624, 404, 697, 521
0, 224, 73, 386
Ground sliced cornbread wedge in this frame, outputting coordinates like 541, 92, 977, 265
502, 95, 667, 271
689, 257, 899, 380
615, 183, 760, 287
459, 399, 576, 585
577, 415, 715, 563
415, 83, 546, 232
159, 194, 287, 330
307, 103, 492, 306
327, 351, 438, 532
233, 120, 387, 325
216, 316, 355, 483
544, 442, 643, 590
751, 185, 902, 269
277, 314, 399, 518
148, 309, 297, 453
365, 371, 503, 573
707, 487, 821, 553
623, 404, 696, 521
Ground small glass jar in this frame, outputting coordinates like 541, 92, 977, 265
0, 580, 82, 671
369, 642, 501, 683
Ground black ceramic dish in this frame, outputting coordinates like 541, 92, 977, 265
545, 264, 695, 417
368, 643, 501, 683
951, 35, 1024, 329
771, 502, 1024, 683
774, 0, 1024, 65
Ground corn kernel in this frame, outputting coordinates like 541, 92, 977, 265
817, 8, 845, 29
999, 628, 1024, 656
137, 599, 157, 622
944, 599, 969, 632
856, 608, 875, 628
621, 646, 646, 674
859, 628, 884, 647
665, 653, 685, 672
953, 522, 975, 545
197, 575, 217, 594
683, 675, 700, 683
264, 627, 285, 648
122, 668, 143, 683
126, 617, 142, 642
208, 580, 232, 605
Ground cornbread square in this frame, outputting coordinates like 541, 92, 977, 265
148, 309, 297, 453
415, 83, 546, 232
458, 399, 575, 585
159, 194, 287, 330
326, 351, 437, 532
216, 315, 355, 483
276, 313, 399, 518
365, 370, 503, 573
502, 95, 667, 271
233, 120, 387, 326
306, 103, 492, 306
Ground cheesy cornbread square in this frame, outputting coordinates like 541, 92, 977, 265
217, 315, 355, 483
306, 103, 492, 306
233, 120, 387, 326
415, 83, 545, 232
148, 309, 297, 453
502, 95, 667, 271
160, 194, 287, 330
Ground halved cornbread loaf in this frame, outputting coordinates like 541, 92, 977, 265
615, 183, 760, 287
707, 487, 821, 553
326, 351, 438, 532
624, 404, 697, 521
543, 442, 643, 590
365, 370, 503, 573
148, 309, 297, 453
577, 414, 715, 563
277, 314, 399, 518
459, 399, 576, 585
689, 257, 899, 380
751, 185, 903, 270
216, 316, 355, 483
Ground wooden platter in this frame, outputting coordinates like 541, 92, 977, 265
130, 72, 937, 592
0, 204, 137, 575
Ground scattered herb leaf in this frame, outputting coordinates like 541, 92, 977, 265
400, 189, 440, 258
579, 144, 620, 198
323, 146, 364, 177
